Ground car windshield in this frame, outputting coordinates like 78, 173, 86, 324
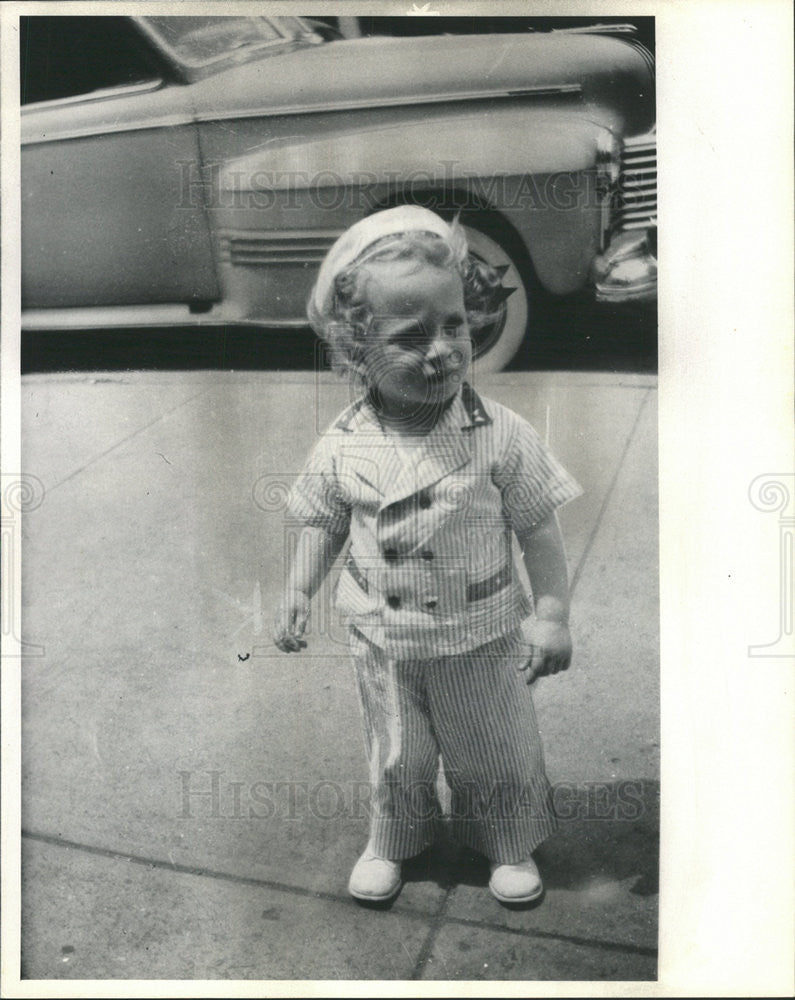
139, 16, 321, 69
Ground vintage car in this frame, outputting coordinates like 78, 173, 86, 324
21, 15, 657, 372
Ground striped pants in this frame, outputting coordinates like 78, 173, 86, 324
349, 627, 558, 865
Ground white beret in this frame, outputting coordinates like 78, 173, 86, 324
308, 206, 460, 327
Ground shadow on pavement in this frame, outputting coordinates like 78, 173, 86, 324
535, 779, 660, 898
21, 299, 656, 375
376, 778, 659, 901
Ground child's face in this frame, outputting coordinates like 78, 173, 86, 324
358, 262, 472, 412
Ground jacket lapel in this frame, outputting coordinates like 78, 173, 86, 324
339, 385, 492, 511
380, 392, 474, 509
335, 403, 388, 498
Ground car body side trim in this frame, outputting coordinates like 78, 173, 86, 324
218, 229, 346, 267
194, 83, 583, 124
22, 79, 165, 113
21, 304, 308, 331
21, 84, 582, 146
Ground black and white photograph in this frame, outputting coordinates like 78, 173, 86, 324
1, 1, 792, 995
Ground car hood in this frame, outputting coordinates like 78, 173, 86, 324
188, 31, 654, 135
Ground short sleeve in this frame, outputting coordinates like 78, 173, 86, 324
493, 412, 582, 534
287, 433, 352, 535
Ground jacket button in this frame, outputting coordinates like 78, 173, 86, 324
383, 547, 399, 562
387, 595, 401, 610
421, 549, 434, 561
418, 492, 432, 509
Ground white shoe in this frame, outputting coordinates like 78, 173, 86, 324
348, 849, 403, 902
488, 857, 543, 903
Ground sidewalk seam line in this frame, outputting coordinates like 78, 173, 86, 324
40, 386, 212, 496
22, 829, 656, 960
20, 828, 433, 919
410, 889, 453, 980
442, 914, 658, 959
570, 387, 653, 597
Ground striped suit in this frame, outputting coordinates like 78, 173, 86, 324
288, 384, 581, 861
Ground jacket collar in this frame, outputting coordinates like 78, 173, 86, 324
459, 381, 493, 431
338, 384, 492, 509
334, 382, 492, 434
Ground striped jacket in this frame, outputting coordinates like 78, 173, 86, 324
288, 383, 582, 659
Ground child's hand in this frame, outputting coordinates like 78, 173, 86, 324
273, 591, 311, 652
518, 616, 572, 684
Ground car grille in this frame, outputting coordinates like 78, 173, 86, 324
220, 231, 343, 266
615, 134, 657, 232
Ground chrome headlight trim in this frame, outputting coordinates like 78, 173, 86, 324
595, 130, 621, 250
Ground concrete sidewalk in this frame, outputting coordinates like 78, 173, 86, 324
19, 369, 659, 983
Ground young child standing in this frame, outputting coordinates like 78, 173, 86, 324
273, 206, 581, 905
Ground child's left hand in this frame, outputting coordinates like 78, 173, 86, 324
518, 616, 572, 684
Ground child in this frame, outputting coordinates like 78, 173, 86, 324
273, 206, 581, 905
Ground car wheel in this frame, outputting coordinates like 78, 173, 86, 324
461, 220, 529, 374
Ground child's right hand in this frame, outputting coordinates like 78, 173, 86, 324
273, 591, 311, 652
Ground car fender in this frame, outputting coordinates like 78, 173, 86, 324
214, 109, 614, 294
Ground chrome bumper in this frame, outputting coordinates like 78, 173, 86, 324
592, 228, 657, 304
593, 128, 657, 304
